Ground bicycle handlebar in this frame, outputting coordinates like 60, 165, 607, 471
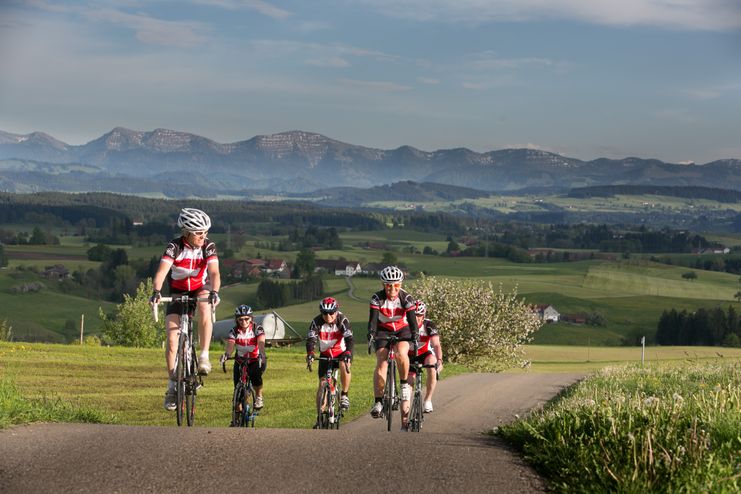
151, 296, 215, 324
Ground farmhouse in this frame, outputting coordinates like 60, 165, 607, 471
314, 259, 363, 277
42, 264, 70, 281
532, 304, 560, 323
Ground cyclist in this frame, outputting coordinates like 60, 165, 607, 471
149, 207, 221, 411
306, 297, 353, 428
367, 265, 419, 428
407, 300, 443, 413
219, 305, 267, 411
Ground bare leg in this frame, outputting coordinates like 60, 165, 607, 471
424, 353, 438, 402
374, 349, 389, 397
340, 361, 351, 393
196, 292, 212, 355
164, 314, 180, 378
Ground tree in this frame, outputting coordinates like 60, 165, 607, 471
412, 276, 542, 371
87, 243, 113, 262
735, 291, 741, 302
0, 244, 7, 268
294, 248, 316, 278
682, 271, 697, 281
100, 279, 163, 347
381, 252, 398, 265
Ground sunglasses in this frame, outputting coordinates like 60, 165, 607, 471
237, 316, 252, 322
190, 231, 208, 237
384, 283, 401, 289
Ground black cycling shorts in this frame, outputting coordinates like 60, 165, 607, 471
317, 357, 349, 378
233, 359, 262, 388
374, 327, 413, 350
165, 288, 209, 317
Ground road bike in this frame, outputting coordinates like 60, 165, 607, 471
369, 334, 404, 431
222, 355, 259, 427
408, 360, 437, 432
307, 355, 349, 429
153, 295, 215, 427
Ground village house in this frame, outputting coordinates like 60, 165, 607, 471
314, 259, 363, 277
532, 304, 560, 323
42, 264, 70, 281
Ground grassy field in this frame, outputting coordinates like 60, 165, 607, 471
0, 340, 472, 429
499, 359, 741, 493
3, 228, 741, 346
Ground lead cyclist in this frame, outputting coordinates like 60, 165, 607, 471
149, 208, 221, 411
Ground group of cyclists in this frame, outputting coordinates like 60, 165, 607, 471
150, 208, 443, 430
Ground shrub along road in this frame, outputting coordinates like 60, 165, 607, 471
0, 373, 582, 493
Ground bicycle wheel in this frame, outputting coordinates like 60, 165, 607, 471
386, 360, 396, 432
176, 334, 187, 426
333, 388, 342, 430
245, 385, 256, 428
319, 382, 331, 429
186, 344, 197, 426
231, 385, 244, 427
410, 374, 423, 432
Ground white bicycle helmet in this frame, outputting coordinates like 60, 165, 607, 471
177, 208, 211, 232
379, 265, 404, 283
415, 300, 427, 316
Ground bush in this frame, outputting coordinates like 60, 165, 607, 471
100, 279, 164, 347
411, 276, 542, 371
0, 319, 12, 342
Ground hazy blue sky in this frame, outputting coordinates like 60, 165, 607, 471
1, 0, 740, 163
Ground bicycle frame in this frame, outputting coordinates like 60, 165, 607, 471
407, 359, 436, 432
381, 335, 401, 432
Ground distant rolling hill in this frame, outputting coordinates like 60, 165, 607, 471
1, 127, 740, 195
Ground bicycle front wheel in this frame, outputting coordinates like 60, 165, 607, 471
176, 335, 187, 426
319, 382, 331, 429
410, 375, 423, 432
186, 345, 197, 426
333, 388, 342, 430
246, 385, 256, 428
385, 360, 396, 432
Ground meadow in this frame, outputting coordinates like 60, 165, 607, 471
2, 227, 740, 347
499, 359, 741, 493
2, 341, 738, 430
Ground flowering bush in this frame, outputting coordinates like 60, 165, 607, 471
411, 276, 541, 371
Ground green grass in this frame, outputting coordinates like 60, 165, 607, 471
0, 377, 114, 429
0, 341, 467, 428
498, 359, 741, 493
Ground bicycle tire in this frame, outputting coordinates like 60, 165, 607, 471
386, 359, 396, 432
333, 388, 342, 429
319, 382, 331, 429
176, 334, 186, 426
246, 385, 256, 428
231, 385, 244, 426
410, 373, 423, 432
186, 343, 197, 426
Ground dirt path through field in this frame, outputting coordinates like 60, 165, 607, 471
0, 373, 583, 493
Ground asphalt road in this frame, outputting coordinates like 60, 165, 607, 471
0, 373, 583, 493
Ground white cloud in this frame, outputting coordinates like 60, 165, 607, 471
248, 39, 402, 64
91, 9, 210, 47
306, 56, 350, 67
417, 77, 440, 84
467, 51, 558, 70
338, 78, 413, 92
190, 0, 292, 19
683, 82, 741, 100
359, 0, 741, 31
462, 82, 489, 90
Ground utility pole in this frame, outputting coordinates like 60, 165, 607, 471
79, 314, 85, 344
641, 336, 646, 366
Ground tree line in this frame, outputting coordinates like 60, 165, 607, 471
656, 306, 741, 347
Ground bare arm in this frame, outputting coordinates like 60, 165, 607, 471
207, 261, 221, 293
152, 260, 172, 292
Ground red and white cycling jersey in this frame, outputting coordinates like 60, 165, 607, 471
227, 322, 265, 360
370, 288, 416, 332
410, 318, 439, 357
160, 236, 218, 292
306, 312, 352, 358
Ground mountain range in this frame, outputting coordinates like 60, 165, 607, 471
1, 127, 740, 196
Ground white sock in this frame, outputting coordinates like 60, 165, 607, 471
200, 351, 209, 360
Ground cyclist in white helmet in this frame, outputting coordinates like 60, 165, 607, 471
367, 265, 419, 429
149, 207, 221, 411
407, 300, 443, 414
